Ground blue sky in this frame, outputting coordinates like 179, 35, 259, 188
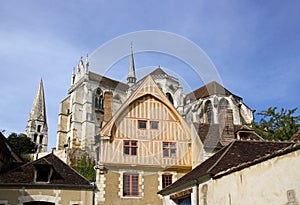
0, 1, 299, 149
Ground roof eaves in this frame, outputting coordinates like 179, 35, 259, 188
213, 143, 300, 179
157, 173, 212, 196
0, 183, 93, 189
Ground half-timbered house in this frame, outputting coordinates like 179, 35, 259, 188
93, 75, 202, 204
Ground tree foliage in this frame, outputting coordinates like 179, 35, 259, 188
7, 132, 36, 161
7, 133, 36, 154
75, 155, 95, 181
252, 107, 300, 141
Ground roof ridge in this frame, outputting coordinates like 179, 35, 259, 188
207, 140, 236, 173
236, 140, 294, 144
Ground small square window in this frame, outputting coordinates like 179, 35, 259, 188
150, 121, 159, 129
163, 142, 176, 157
138, 120, 147, 129
124, 140, 138, 156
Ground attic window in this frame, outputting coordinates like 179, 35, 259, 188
35, 164, 53, 183
138, 120, 147, 129
150, 121, 159, 129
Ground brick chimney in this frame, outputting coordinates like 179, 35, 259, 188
103, 91, 113, 126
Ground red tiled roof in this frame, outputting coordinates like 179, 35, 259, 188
0, 153, 92, 188
158, 140, 298, 195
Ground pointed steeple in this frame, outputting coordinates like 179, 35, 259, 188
29, 79, 47, 122
26, 79, 48, 152
127, 44, 136, 87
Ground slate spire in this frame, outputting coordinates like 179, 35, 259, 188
26, 79, 48, 152
29, 79, 47, 122
127, 44, 136, 87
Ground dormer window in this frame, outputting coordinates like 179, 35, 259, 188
34, 164, 53, 183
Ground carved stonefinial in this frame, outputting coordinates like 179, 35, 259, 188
85, 54, 89, 72
77, 56, 84, 73
72, 67, 76, 85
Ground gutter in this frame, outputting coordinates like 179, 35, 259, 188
157, 173, 212, 196
0, 183, 92, 189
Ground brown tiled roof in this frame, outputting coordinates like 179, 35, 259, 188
186, 81, 242, 101
0, 153, 92, 188
89, 71, 129, 92
158, 140, 298, 195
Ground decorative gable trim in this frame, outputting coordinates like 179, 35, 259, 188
100, 75, 191, 139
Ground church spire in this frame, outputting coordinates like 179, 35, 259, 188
127, 44, 136, 87
29, 79, 47, 122
26, 79, 48, 152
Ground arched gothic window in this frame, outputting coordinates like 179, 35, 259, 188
218, 98, 229, 124
166, 92, 174, 105
219, 98, 229, 110
204, 100, 213, 124
95, 88, 104, 111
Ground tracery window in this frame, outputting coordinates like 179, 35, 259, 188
218, 98, 229, 123
205, 101, 213, 124
95, 88, 104, 111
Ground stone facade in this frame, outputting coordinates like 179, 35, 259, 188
0, 188, 92, 205
56, 50, 254, 159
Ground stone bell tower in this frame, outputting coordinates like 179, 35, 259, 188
26, 79, 48, 152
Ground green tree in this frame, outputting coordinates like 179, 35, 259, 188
75, 155, 95, 181
252, 107, 300, 141
7, 132, 36, 161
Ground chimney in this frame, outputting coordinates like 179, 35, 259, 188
103, 91, 113, 126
